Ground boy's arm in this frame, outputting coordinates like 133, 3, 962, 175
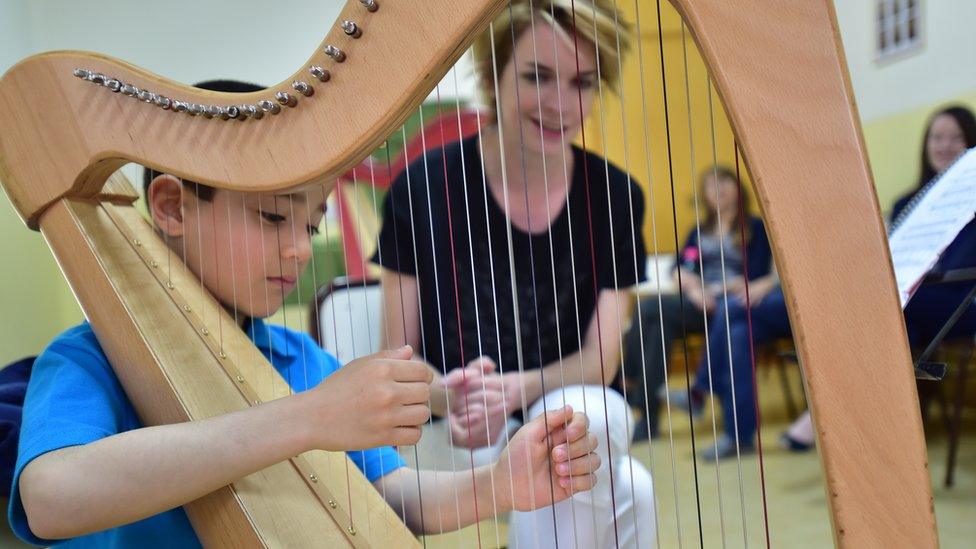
19, 347, 431, 540
375, 406, 599, 534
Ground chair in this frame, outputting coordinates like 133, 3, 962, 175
310, 277, 383, 365
917, 337, 975, 488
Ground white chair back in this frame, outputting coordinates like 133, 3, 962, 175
315, 277, 383, 365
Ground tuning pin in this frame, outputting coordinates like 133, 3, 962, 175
342, 20, 362, 38
73, 68, 92, 79
324, 45, 346, 63
154, 95, 173, 110
309, 66, 331, 83
258, 100, 281, 115
275, 91, 298, 107
359, 0, 378, 12
243, 104, 262, 119
224, 106, 239, 120
292, 81, 314, 97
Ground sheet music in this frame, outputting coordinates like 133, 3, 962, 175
889, 147, 976, 307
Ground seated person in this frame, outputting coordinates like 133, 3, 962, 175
373, 2, 655, 547
621, 165, 774, 442
8, 80, 602, 546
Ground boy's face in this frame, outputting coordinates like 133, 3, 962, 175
148, 175, 328, 319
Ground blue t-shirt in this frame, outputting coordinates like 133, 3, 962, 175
8, 318, 404, 547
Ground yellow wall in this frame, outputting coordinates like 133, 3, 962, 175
583, 1, 746, 256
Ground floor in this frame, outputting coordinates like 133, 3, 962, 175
1, 368, 971, 548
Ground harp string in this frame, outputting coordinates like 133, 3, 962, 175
468, 51, 523, 546
316, 201, 358, 532
445, 63, 507, 544
605, 0, 668, 545
431, 83, 488, 546
349, 169, 389, 536
732, 145, 771, 547
501, 0, 567, 541
331, 180, 378, 537
525, 1, 585, 542
584, 0, 649, 545
566, 0, 625, 544
650, 0, 707, 543
678, 20, 731, 544
702, 75, 749, 545
628, 0, 685, 544
413, 102, 468, 536
485, 17, 545, 546
383, 129, 432, 542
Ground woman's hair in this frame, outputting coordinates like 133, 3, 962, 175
917, 105, 976, 187
699, 165, 751, 244
470, 0, 631, 110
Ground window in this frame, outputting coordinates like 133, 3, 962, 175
876, 0, 923, 61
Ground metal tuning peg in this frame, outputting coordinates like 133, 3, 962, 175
309, 66, 331, 82
341, 20, 362, 38
292, 81, 314, 97
324, 45, 346, 63
275, 91, 298, 108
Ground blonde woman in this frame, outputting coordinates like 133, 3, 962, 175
375, 1, 654, 546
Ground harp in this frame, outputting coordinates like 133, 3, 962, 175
0, 0, 936, 547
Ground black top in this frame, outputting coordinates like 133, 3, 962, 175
373, 136, 646, 374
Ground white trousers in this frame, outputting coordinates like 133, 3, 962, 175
405, 385, 657, 548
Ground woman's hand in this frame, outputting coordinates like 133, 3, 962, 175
730, 276, 777, 307
443, 357, 521, 448
492, 406, 600, 512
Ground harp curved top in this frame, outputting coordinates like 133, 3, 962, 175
0, 0, 506, 229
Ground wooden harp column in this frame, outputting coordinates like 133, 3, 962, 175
0, 0, 937, 547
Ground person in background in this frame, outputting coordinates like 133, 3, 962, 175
622, 166, 773, 444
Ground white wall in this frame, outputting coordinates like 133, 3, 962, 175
834, 0, 976, 122
0, 0, 30, 71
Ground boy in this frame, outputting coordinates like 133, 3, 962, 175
8, 80, 601, 547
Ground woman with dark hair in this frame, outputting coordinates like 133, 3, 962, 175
622, 166, 775, 443
893, 105, 976, 346
906, 105, 976, 198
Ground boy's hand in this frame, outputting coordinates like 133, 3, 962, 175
492, 406, 599, 512
305, 346, 433, 451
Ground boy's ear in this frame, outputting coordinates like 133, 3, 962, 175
147, 174, 186, 238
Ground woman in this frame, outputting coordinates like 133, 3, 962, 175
374, 1, 654, 547
623, 166, 774, 444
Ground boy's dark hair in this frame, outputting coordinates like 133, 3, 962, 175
142, 79, 265, 201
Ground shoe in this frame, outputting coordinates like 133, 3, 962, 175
700, 434, 754, 461
632, 416, 658, 442
666, 388, 705, 418
779, 432, 814, 452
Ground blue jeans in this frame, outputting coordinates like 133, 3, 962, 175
693, 288, 791, 443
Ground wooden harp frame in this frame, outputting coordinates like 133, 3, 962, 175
0, 1, 937, 547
